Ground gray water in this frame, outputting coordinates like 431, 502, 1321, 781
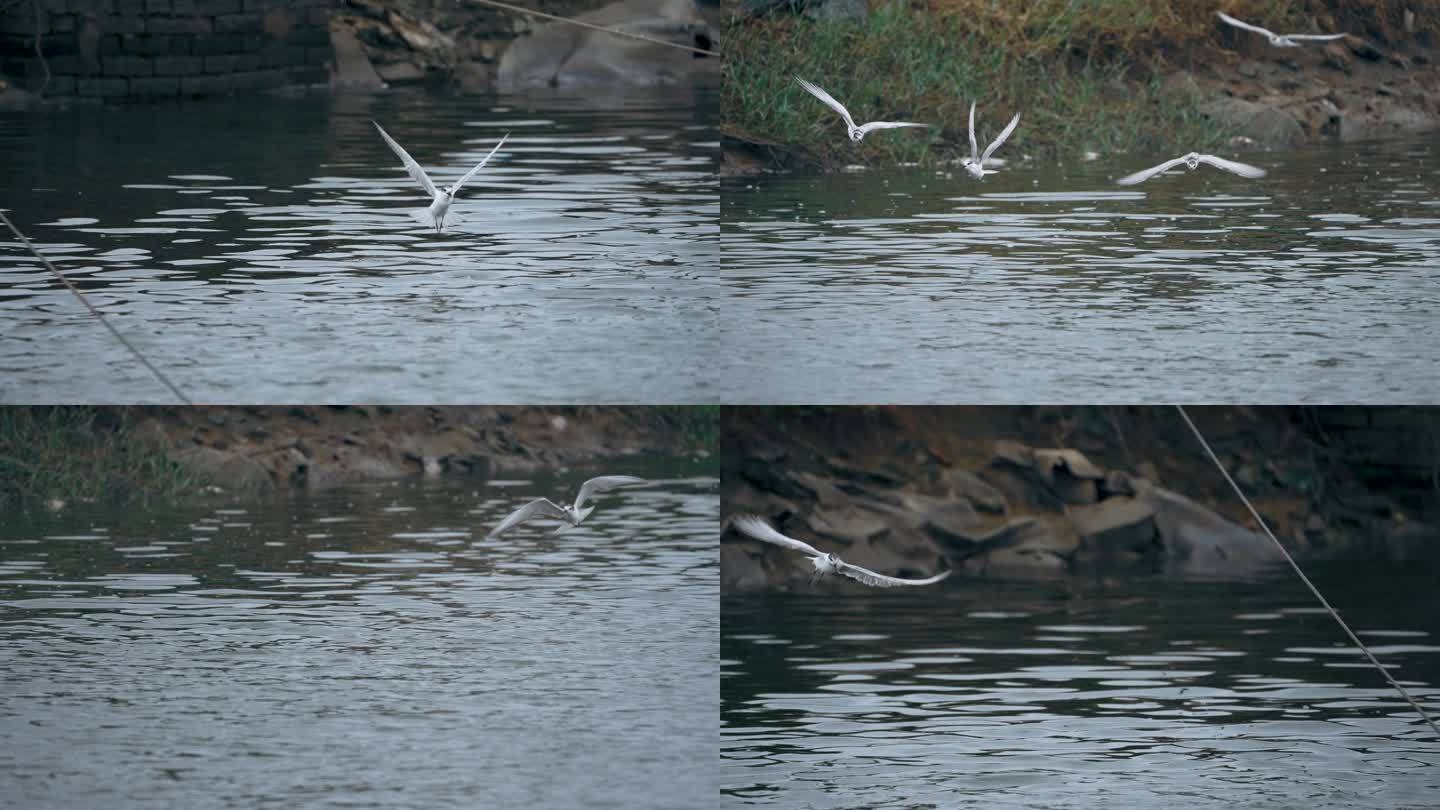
0, 89, 717, 403
722, 568, 1440, 808
720, 138, 1440, 403
0, 463, 718, 808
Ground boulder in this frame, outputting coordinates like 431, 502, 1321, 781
496, 0, 718, 89
898, 492, 980, 539
330, 27, 385, 91
1199, 96, 1306, 148
930, 517, 1033, 561
1032, 448, 1104, 505
804, 506, 888, 547
720, 542, 769, 591
940, 467, 1007, 513
788, 470, 848, 507
1141, 485, 1284, 575
1069, 496, 1159, 553
970, 546, 1069, 577
376, 61, 425, 84
172, 446, 273, 492
1339, 102, 1438, 141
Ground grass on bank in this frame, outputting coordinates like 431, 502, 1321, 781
723, 0, 1435, 168
649, 406, 720, 451
0, 407, 193, 508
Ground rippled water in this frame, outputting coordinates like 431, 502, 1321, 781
721, 138, 1440, 403
0, 88, 717, 403
722, 568, 1440, 808
0, 463, 718, 808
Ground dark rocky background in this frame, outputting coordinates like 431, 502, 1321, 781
722, 406, 1440, 591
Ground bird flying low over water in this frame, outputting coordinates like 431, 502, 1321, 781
794, 76, 929, 142
487, 476, 649, 538
962, 101, 1020, 179
731, 514, 952, 588
372, 121, 509, 234
1115, 152, 1267, 185
1216, 11, 1346, 48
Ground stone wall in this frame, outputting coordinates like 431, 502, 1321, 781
0, 0, 333, 98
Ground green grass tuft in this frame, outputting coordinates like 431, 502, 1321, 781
0, 407, 194, 508
723, 0, 1432, 169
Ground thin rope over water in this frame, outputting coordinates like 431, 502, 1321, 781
0, 210, 194, 405
467, 0, 720, 57
1175, 404, 1440, 737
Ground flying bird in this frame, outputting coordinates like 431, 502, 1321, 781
1216, 11, 1345, 48
794, 76, 929, 143
731, 514, 951, 588
487, 475, 649, 538
373, 121, 509, 234
1115, 152, 1267, 185
962, 101, 1020, 179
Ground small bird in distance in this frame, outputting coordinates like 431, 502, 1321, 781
731, 514, 952, 588
794, 76, 929, 142
487, 475, 649, 538
1115, 152, 1267, 185
1216, 11, 1345, 48
373, 121, 509, 234
962, 101, 1020, 179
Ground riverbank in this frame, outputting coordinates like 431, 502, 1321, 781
722, 1, 1440, 174
331, 0, 721, 92
0, 405, 717, 509
0, 0, 721, 104
721, 406, 1440, 591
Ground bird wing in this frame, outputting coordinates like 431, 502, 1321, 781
855, 121, 929, 136
730, 514, 824, 558
373, 121, 438, 198
1115, 155, 1190, 186
573, 475, 648, 511
1285, 33, 1345, 41
1197, 154, 1266, 178
833, 559, 952, 588
795, 76, 857, 131
967, 101, 979, 162
980, 112, 1020, 163
1216, 11, 1274, 38
446, 132, 510, 197
487, 497, 568, 538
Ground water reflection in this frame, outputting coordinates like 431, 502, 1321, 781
0, 89, 718, 403
722, 570, 1440, 808
720, 138, 1440, 403
0, 464, 718, 808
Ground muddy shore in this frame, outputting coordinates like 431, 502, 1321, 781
2, 406, 715, 505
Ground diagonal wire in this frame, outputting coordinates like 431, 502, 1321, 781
0, 209, 194, 405
1176, 404, 1439, 737
467, 0, 719, 56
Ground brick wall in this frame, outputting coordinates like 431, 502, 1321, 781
0, 0, 333, 98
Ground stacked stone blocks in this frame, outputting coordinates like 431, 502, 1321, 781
0, 0, 333, 97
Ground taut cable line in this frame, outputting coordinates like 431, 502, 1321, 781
1175, 404, 1439, 737
1, 209, 194, 405
467, 0, 719, 57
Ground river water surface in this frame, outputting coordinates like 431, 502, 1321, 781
0, 88, 717, 403
723, 566, 1440, 808
721, 138, 1440, 403
0, 461, 718, 808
